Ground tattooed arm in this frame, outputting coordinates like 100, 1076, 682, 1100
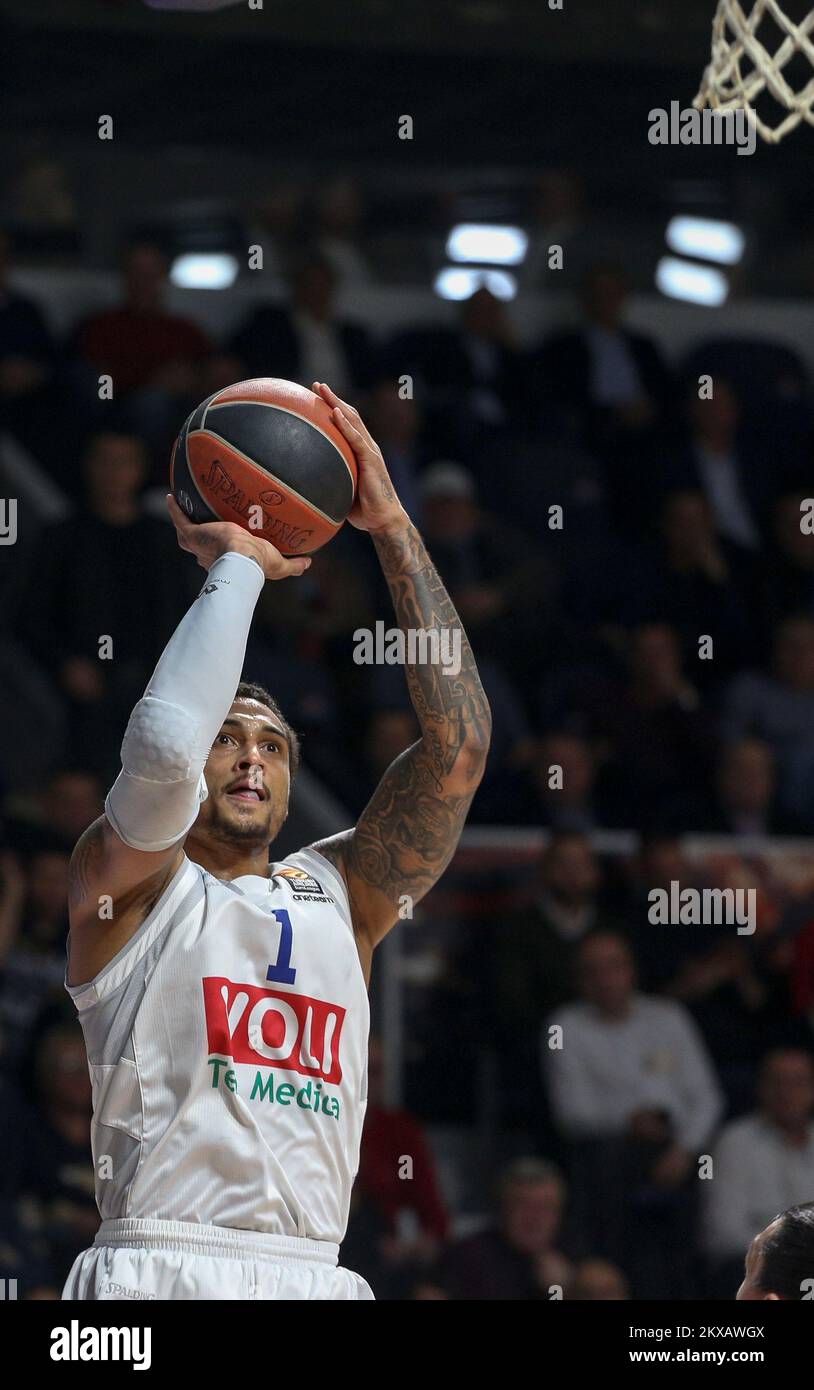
308, 384, 492, 962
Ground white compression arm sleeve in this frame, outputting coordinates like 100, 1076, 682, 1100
105, 550, 265, 851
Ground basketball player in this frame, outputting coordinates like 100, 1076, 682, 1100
61, 382, 491, 1300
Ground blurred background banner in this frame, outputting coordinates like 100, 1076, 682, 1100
2, 0, 814, 1302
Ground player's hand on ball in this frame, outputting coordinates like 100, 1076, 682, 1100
311, 382, 409, 535
166, 494, 312, 581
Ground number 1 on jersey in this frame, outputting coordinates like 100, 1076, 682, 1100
266, 907, 296, 985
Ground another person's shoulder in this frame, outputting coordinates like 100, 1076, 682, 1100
714, 1111, 765, 1151
635, 992, 699, 1033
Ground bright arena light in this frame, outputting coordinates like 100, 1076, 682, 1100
169, 253, 239, 290
446, 223, 528, 266
655, 256, 729, 307
434, 267, 517, 301
666, 216, 745, 266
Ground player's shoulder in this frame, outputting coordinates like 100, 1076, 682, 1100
277, 844, 349, 902
296, 832, 355, 891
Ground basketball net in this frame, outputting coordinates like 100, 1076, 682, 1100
694, 0, 814, 142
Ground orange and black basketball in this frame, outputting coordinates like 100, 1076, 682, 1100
170, 377, 358, 556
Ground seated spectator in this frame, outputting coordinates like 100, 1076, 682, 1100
14, 431, 194, 781
624, 833, 729, 994
339, 1186, 402, 1302
357, 652, 533, 833
546, 931, 723, 1296
362, 655, 534, 828
679, 337, 811, 477
539, 261, 672, 434
590, 622, 718, 829
493, 834, 620, 1137
389, 288, 525, 454
517, 732, 603, 832
18, 1014, 97, 1279
723, 614, 814, 829
567, 1257, 629, 1300
620, 491, 757, 683
0, 228, 57, 468
436, 1158, 573, 1300
496, 833, 614, 1032
701, 737, 804, 836
362, 707, 420, 791
71, 240, 212, 451
756, 491, 814, 651
417, 461, 556, 685
519, 171, 591, 292
547, 931, 724, 1155
0, 1069, 34, 1197
10, 156, 77, 249
0, 846, 69, 1083
244, 633, 352, 797
230, 250, 375, 394
246, 182, 306, 280
705, 1051, 814, 1297
665, 884, 793, 1117
737, 1200, 814, 1301
356, 1036, 449, 1296
314, 175, 372, 285
251, 519, 375, 656
39, 767, 104, 846
0, 1189, 61, 1301
2, 767, 104, 853
241, 529, 377, 798
663, 380, 768, 552
535, 262, 673, 535
363, 376, 430, 523
621, 840, 793, 1113
785, 909, 814, 1031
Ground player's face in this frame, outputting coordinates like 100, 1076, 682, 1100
198, 700, 291, 847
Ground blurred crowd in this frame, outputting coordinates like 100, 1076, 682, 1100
1, 190, 814, 1299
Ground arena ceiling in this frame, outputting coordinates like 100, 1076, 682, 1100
4, 0, 812, 287
0, 0, 750, 166
0, 0, 719, 63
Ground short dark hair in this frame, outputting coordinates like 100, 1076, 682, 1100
234, 681, 301, 779
756, 1202, 814, 1299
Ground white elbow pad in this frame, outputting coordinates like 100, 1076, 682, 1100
105, 696, 209, 852
121, 696, 202, 782
103, 551, 265, 853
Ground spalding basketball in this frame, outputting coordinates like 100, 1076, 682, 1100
170, 378, 358, 556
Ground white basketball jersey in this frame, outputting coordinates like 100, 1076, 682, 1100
65, 848, 369, 1244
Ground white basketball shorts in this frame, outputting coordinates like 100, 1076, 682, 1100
62, 1218, 375, 1301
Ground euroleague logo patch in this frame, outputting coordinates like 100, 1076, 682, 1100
272, 865, 330, 900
